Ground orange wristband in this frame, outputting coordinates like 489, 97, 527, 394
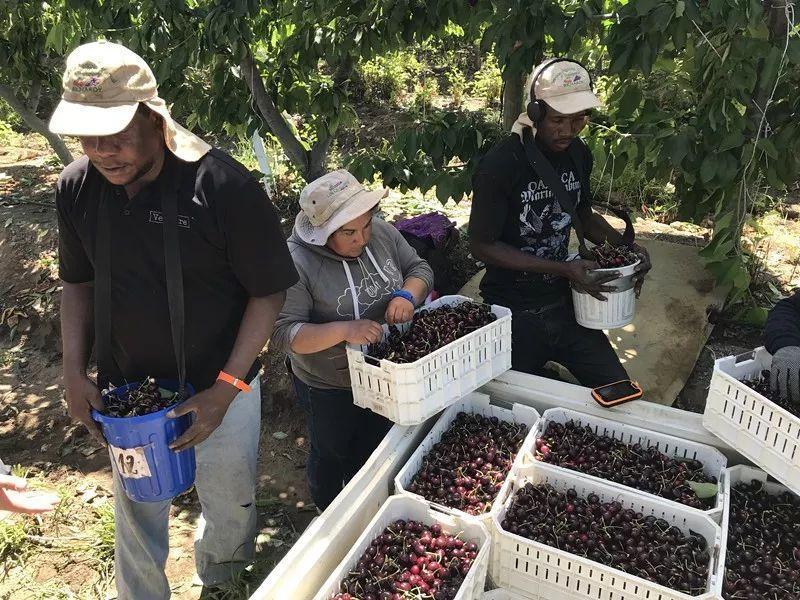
216, 371, 252, 393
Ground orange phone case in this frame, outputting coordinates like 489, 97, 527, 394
591, 379, 643, 407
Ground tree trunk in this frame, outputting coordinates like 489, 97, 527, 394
0, 82, 73, 166
27, 79, 42, 113
307, 57, 354, 181
736, 0, 791, 237
501, 71, 526, 132
240, 47, 311, 179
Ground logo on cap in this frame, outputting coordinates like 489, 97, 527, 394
326, 179, 349, 196
72, 75, 104, 94
560, 68, 583, 89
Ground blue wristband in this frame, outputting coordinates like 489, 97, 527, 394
391, 289, 415, 306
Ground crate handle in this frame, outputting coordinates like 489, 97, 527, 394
734, 350, 756, 364
428, 504, 459, 525
491, 398, 515, 411
364, 354, 381, 367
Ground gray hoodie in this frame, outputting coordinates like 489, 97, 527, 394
272, 217, 434, 389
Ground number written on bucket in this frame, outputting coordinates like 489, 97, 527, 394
108, 444, 152, 479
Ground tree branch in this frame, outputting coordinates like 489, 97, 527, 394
307, 56, 354, 181
501, 71, 526, 132
0, 82, 73, 166
240, 46, 310, 179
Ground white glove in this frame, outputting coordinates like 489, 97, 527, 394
771, 346, 800, 403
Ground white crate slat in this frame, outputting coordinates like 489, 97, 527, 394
394, 392, 540, 524
532, 408, 727, 522
490, 462, 722, 600
347, 295, 512, 425
313, 495, 491, 600
703, 347, 800, 495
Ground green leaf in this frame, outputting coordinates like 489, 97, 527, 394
686, 481, 718, 499
617, 86, 643, 119
664, 133, 690, 166
715, 152, 739, 186
757, 138, 778, 160
636, 0, 662, 15
675, 0, 685, 17
700, 155, 716, 184
739, 306, 769, 326
718, 132, 745, 152
45, 22, 65, 53
436, 176, 452, 203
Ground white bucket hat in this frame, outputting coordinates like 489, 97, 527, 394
527, 58, 601, 115
295, 170, 388, 245
48, 40, 211, 162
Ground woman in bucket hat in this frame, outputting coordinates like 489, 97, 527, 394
50, 41, 298, 598
272, 170, 433, 510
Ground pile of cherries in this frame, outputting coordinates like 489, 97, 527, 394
747, 369, 800, 416
101, 377, 180, 418
407, 412, 528, 515
592, 241, 639, 269
500, 483, 710, 595
330, 520, 479, 600
368, 302, 496, 363
535, 420, 717, 509
723, 477, 800, 599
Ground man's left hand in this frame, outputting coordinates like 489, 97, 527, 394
631, 242, 652, 298
167, 382, 239, 451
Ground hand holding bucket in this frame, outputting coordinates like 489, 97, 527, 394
92, 379, 196, 502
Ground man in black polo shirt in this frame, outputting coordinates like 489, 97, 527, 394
469, 58, 651, 387
49, 41, 298, 598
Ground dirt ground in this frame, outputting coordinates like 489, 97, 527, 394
1, 133, 798, 599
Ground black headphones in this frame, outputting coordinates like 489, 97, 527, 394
526, 57, 594, 124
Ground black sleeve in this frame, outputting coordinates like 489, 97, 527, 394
764, 291, 800, 353
56, 182, 94, 284
222, 178, 299, 297
468, 170, 509, 243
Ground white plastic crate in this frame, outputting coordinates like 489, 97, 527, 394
394, 393, 540, 523
482, 590, 525, 600
531, 408, 727, 522
703, 347, 800, 495
572, 259, 640, 330
717, 465, 796, 600
347, 295, 512, 425
491, 462, 722, 600
313, 495, 491, 600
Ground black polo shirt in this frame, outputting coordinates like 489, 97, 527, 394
56, 148, 298, 391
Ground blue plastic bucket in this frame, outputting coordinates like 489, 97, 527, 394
92, 379, 196, 503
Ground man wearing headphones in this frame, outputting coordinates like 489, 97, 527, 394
468, 58, 651, 386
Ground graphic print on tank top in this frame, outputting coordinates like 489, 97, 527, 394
519, 169, 582, 263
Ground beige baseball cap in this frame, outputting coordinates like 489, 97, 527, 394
529, 58, 601, 115
49, 40, 211, 162
295, 170, 388, 245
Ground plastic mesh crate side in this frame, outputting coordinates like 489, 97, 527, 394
705, 348, 800, 494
